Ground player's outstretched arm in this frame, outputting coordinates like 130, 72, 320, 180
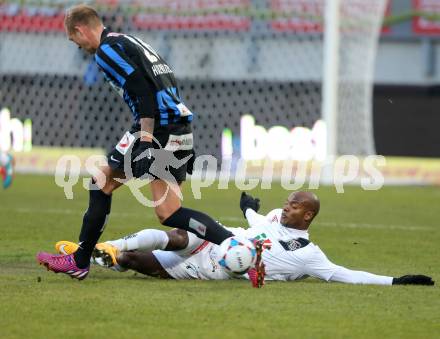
304, 244, 435, 286
240, 192, 260, 217
240, 192, 267, 228
326, 267, 434, 286
328, 266, 394, 285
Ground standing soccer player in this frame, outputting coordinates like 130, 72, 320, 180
37, 5, 234, 280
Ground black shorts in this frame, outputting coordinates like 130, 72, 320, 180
107, 123, 193, 183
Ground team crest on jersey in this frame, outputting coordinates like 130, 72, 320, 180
279, 238, 310, 251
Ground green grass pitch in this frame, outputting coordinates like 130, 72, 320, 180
0, 175, 439, 338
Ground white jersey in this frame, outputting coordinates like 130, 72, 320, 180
153, 209, 393, 285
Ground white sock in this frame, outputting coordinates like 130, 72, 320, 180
174, 232, 206, 257
107, 229, 169, 252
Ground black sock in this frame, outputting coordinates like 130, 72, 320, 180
163, 207, 233, 245
74, 187, 112, 268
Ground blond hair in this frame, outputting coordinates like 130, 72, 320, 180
64, 4, 102, 33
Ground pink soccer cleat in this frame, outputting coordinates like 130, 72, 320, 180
248, 266, 266, 288
36, 252, 89, 280
247, 240, 267, 288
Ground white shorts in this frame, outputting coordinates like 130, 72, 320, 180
152, 241, 231, 280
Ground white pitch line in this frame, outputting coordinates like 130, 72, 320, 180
12, 207, 142, 219
4, 207, 434, 231
314, 221, 433, 231
214, 217, 434, 231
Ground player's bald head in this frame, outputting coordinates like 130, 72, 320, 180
288, 191, 320, 220
280, 191, 320, 230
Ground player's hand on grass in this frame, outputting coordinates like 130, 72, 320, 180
392, 275, 435, 286
240, 192, 260, 218
131, 141, 154, 178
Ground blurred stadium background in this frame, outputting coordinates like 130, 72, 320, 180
1, 2, 440, 338
1, 0, 440, 184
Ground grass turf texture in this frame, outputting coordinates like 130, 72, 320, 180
0, 175, 439, 339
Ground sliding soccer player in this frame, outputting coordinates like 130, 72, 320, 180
55, 191, 434, 287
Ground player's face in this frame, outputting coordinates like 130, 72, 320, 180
280, 194, 308, 227
67, 27, 97, 54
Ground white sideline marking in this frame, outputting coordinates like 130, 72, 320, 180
5, 207, 433, 231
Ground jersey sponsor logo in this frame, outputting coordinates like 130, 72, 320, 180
164, 133, 194, 152
116, 131, 135, 155
279, 238, 310, 251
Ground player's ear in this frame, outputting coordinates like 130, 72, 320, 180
304, 211, 314, 222
74, 25, 85, 37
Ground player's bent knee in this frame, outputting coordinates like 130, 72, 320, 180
92, 166, 124, 195
166, 229, 189, 250
157, 214, 168, 224
102, 181, 120, 195
156, 206, 180, 224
